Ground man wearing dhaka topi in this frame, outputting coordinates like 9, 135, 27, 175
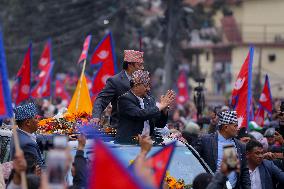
92, 50, 144, 128
117, 70, 175, 143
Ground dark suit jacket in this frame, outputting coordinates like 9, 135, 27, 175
93, 70, 130, 128
10, 129, 45, 167
258, 160, 284, 189
117, 91, 167, 142
193, 132, 251, 189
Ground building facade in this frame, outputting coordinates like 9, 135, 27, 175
187, 0, 284, 100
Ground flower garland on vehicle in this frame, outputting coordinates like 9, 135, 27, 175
127, 161, 188, 189
37, 112, 91, 135
37, 111, 117, 136
165, 171, 189, 189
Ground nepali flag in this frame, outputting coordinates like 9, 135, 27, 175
258, 74, 273, 113
11, 81, 19, 103
78, 35, 92, 64
254, 106, 265, 126
254, 75, 273, 126
90, 32, 118, 96
146, 142, 176, 188
55, 79, 70, 103
176, 71, 189, 105
15, 44, 32, 105
0, 28, 13, 118
31, 61, 54, 98
231, 47, 254, 128
38, 39, 52, 70
88, 139, 150, 189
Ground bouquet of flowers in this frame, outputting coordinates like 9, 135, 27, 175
37, 110, 117, 137
37, 111, 92, 135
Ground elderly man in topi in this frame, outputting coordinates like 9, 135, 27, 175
92, 50, 144, 128
116, 70, 175, 143
193, 110, 251, 189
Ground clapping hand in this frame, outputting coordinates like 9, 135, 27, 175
158, 90, 176, 111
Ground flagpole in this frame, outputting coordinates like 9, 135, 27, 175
11, 119, 28, 189
75, 59, 87, 111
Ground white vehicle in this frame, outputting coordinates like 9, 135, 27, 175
1, 128, 218, 187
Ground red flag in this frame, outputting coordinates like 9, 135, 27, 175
88, 140, 145, 189
31, 62, 54, 98
16, 44, 32, 105
0, 29, 13, 118
55, 79, 70, 103
38, 40, 52, 70
41, 78, 51, 97
231, 47, 254, 128
254, 106, 265, 126
176, 71, 189, 105
146, 142, 175, 188
63, 74, 71, 85
259, 74, 273, 113
11, 81, 19, 103
78, 35, 92, 64
90, 33, 117, 96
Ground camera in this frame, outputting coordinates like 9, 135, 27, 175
37, 135, 68, 152
47, 150, 67, 189
194, 78, 205, 83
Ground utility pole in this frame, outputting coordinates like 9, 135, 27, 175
255, 47, 262, 98
162, 0, 181, 93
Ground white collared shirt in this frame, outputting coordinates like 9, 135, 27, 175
136, 95, 151, 136
124, 71, 131, 81
249, 167, 262, 189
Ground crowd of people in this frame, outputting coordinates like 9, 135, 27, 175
1, 49, 284, 189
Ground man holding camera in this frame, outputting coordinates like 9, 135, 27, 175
193, 110, 251, 189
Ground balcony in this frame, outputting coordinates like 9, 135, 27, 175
220, 17, 284, 45
239, 23, 284, 44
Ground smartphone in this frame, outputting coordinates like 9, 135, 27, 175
53, 135, 68, 149
223, 144, 238, 170
47, 150, 67, 189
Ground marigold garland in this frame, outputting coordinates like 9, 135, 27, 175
165, 171, 186, 189
37, 112, 91, 135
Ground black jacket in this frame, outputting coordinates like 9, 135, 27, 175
193, 132, 251, 189
93, 71, 130, 128
117, 91, 167, 142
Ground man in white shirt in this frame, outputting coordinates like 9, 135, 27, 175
246, 139, 284, 189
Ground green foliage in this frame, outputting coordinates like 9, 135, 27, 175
0, 0, 227, 81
